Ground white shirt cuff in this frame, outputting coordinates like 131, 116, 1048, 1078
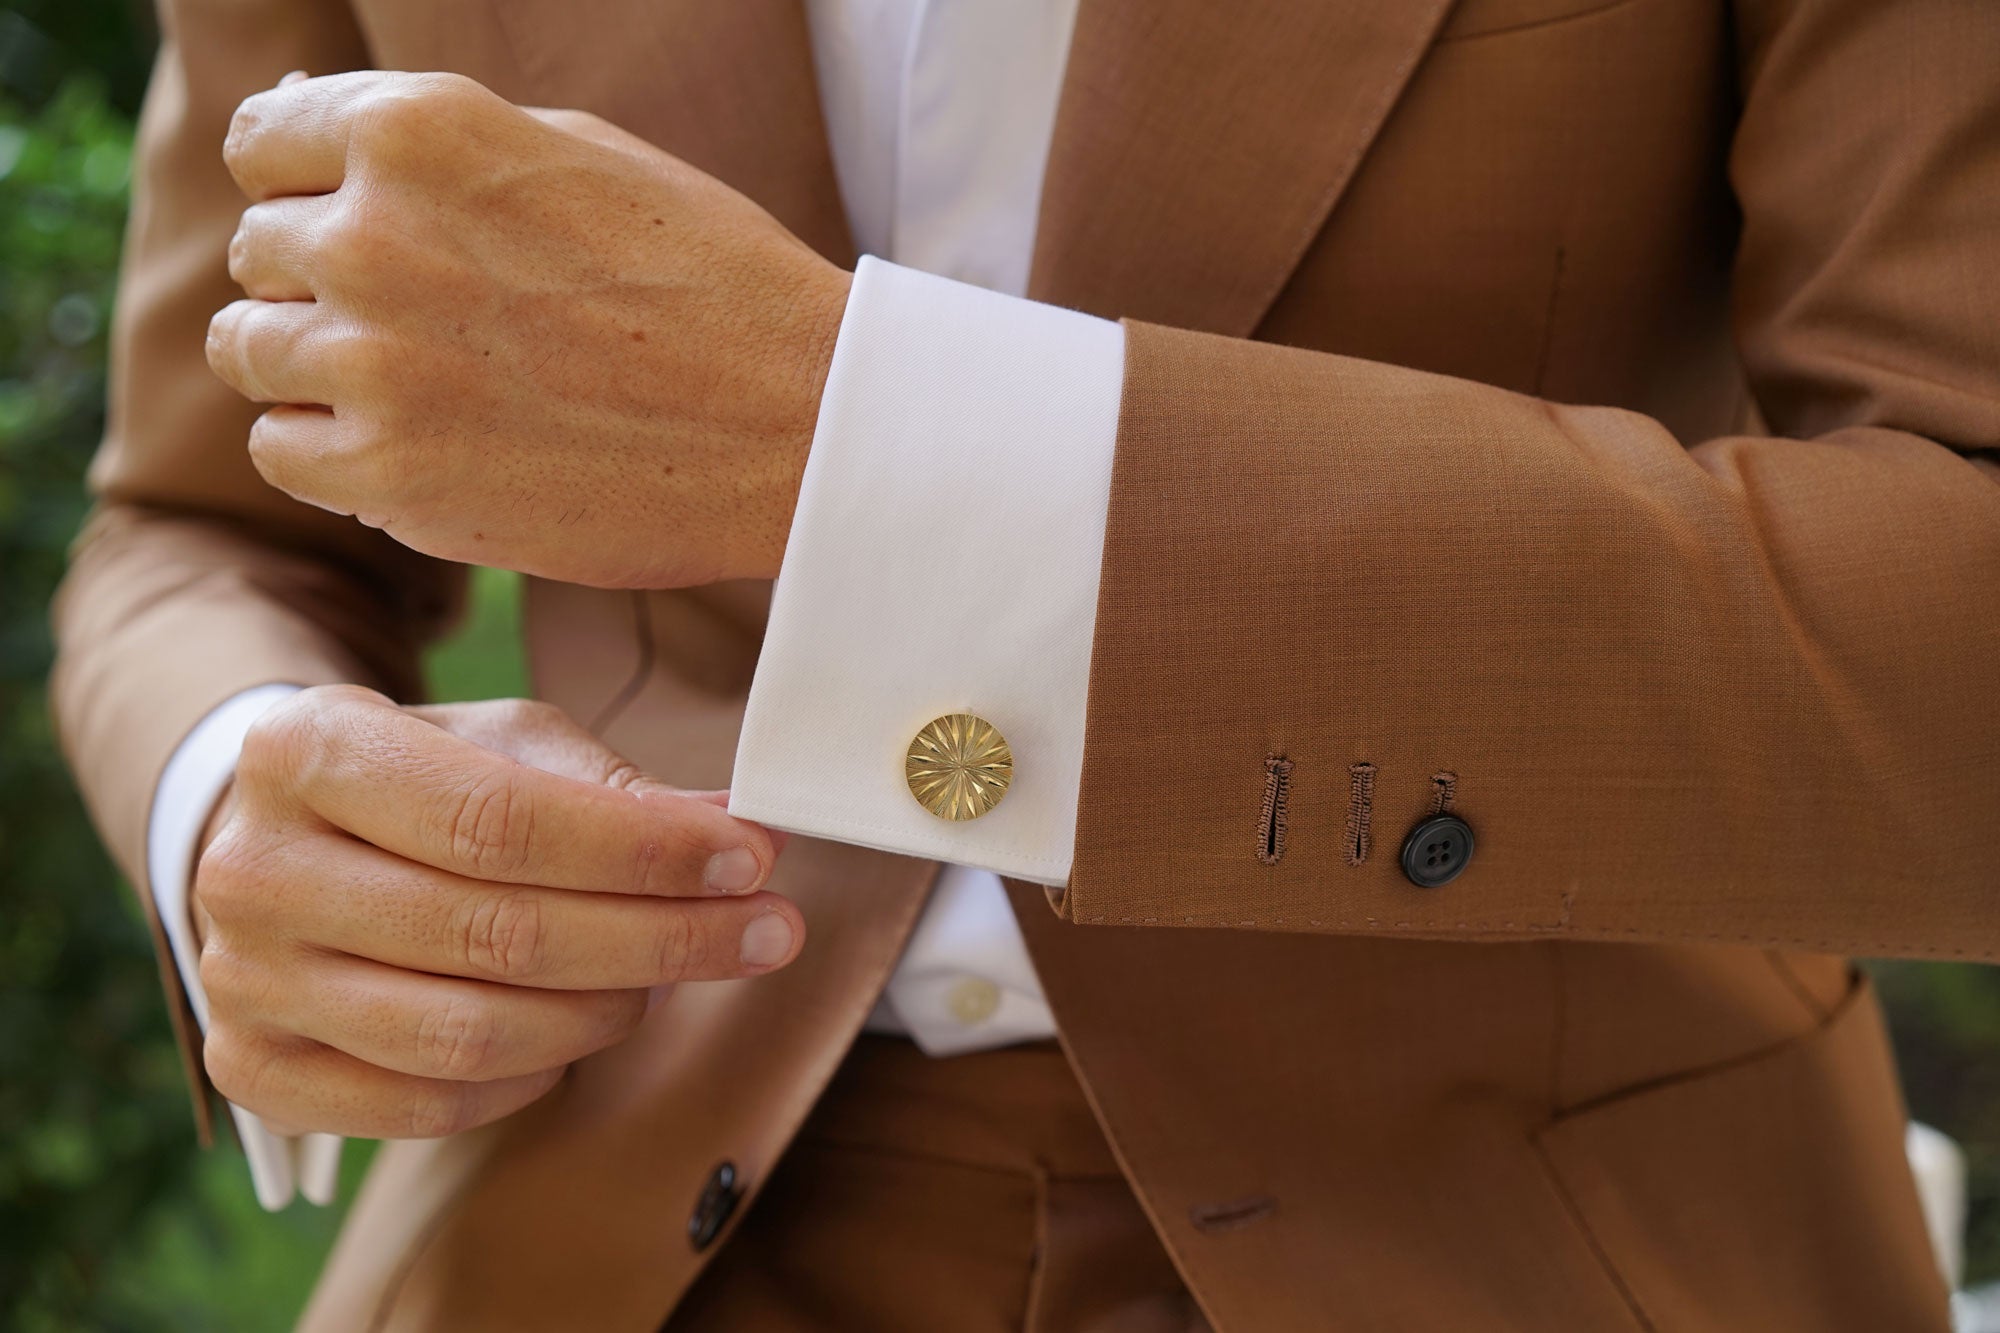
730, 256, 1124, 885
149, 683, 342, 1210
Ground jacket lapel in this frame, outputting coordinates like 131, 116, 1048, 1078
1030, 0, 1458, 336
491, 0, 855, 264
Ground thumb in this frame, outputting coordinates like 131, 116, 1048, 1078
408, 698, 788, 854
682, 789, 790, 854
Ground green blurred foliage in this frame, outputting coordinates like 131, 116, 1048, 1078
1, 1, 1997, 1328
0, 3, 524, 1328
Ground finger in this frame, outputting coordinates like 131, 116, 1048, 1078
682, 789, 790, 855
406, 698, 674, 792
263, 692, 779, 896
243, 404, 349, 515
205, 1024, 563, 1140
223, 70, 396, 201
274, 952, 646, 1082
407, 701, 794, 882
229, 195, 330, 301
207, 298, 341, 404
253, 836, 805, 988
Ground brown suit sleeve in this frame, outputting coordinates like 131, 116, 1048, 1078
50, 0, 462, 1135
1064, 0, 2000, 960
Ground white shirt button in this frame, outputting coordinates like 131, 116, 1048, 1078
946, 977, 1002, 1027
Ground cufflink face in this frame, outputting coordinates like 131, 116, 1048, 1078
906, 714, 1012, 821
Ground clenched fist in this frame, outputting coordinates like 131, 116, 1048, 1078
193, 688, 801, 1140
205, 70, 851, 589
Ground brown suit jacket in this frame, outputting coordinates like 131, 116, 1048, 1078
53, 0, 2000, 1328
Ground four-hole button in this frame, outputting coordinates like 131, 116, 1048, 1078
1400, 814, 1474, 888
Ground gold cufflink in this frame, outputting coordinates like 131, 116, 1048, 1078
906, 713, 1012, 821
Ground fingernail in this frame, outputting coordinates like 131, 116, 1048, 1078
739, 912, 794, 968
703, 846, 762, 895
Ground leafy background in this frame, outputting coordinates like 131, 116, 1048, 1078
0, 1, 1996, 1327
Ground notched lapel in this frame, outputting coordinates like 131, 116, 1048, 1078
1031, 0, 1459, 337
491, 0, 854, 264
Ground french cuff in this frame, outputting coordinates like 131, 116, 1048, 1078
730, 257, 1124, 886
149, 682, 342, 1211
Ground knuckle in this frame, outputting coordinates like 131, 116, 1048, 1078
446, 770, 537, 880
355, 74, 484, 156
398, 1085, 477, 1139
339, 414, 397, 477
594, 989, 648, 1046
193, 829, 257, 919
227, 223, 252, 283
459, 890, 547, 980
332, 326, 391, 385
202, 1025, 276, 1109
195, 939, 248, 1008
340, 425, 419, 525
205, 304, 241, 367
414, 996, 500, 1080
317, 199, 381, 277
600, 761, 646, 792
652, 907, 706, 980
242, 693, 329, 789
349, 94, 417, 156
324, 329, 401, 414
414, 72, 486, 115
221, 97, 267, 178
630, 815, 707, 895
496, 697, 564, 730
240, 686, 386, 804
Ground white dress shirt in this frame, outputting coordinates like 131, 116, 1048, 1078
149, 0, 1120, 1208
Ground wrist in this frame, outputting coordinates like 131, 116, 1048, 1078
746, 263, 850, 582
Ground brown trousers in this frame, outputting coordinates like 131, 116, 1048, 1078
663, 1038, 1212, 1333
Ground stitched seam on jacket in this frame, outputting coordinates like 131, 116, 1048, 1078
1064, 911, 1998, 960
1763, 949, 1833, 1023
1549, 972, 1864, 1122
1528, 1136, 1659, 1332
1436, 0, 1650, 45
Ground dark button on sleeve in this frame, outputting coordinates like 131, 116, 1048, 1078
688, 1161, 743, 1251
1400, 814, 1474, 888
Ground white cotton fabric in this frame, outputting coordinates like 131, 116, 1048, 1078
730, 256, 1121, 888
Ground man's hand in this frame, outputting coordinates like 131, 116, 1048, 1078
205, 71, 851, 589
193, 687, 802, 1139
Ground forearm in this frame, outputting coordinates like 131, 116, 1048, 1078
1062, 320, 2000, 958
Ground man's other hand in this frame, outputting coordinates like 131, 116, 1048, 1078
205, 71, 851, 589
192, 687, 801, 1140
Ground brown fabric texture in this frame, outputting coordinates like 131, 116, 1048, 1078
662, 1039, 1211, 1333
48, 0, 1988, 1328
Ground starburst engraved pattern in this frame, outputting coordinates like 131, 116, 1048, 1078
906, 714, 1013, 821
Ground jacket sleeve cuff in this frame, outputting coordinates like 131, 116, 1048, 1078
730, 257, 1125, 886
